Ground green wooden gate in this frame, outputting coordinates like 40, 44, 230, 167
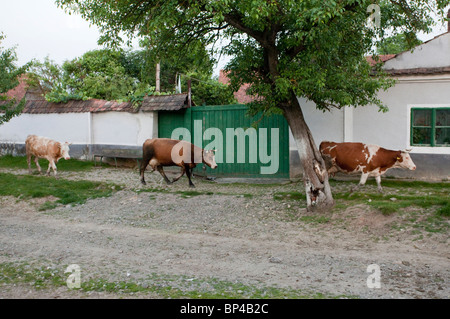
158, 104, 289, 178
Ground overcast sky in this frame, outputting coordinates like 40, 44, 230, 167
1, 1, 448, 75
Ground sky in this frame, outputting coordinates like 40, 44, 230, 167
1, 1, 449, 76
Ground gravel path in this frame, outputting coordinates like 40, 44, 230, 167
0, 167, 448, 299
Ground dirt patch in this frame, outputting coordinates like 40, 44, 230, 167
0, 167, 448, 299
343, 204, 399, 234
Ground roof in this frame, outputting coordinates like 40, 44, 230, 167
365, 54, 397, 66
0, 87, 193, 114
384, 66, 450, 76
1, 76, 192, 114
218, 70, 259, 104
140, 94, 191, 111
3, 75, 28, 101
380, 32, 450, 75
0, 99, 136, 114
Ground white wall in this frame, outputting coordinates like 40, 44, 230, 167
290, 97, 344, 150
0, 113, 90, 144
92, 111, 156, 146
289, 74, 450, 157
383, 33, 450, 70
0, 111, 158, 147
353, 75, 450, 154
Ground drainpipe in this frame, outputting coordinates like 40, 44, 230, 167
343, 107, 353, 142
448, 9, 450, 33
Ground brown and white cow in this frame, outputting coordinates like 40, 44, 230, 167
140, 138, 218, 187
25, 135, 71, 178
319, 141, 416, 192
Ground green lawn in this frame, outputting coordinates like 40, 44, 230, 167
0, 172, 119, 210
0, 155, 95, 171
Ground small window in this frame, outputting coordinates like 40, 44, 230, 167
411, 108, 450, 147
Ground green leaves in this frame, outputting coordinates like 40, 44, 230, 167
55, 0, 450, 113
0, 32, 29, 125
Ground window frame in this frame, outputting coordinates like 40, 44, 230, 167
410, 107, 450, 147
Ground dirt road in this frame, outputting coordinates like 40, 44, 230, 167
0, 168, 448, 299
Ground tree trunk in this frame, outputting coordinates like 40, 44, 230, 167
282, 94, 334, 212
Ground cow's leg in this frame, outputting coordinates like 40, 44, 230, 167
156, 166, 172, 184
352, 173, 369, 192
375, 175, 383, 193
185, 166, 195, 188
47, 160, 58, 177
171, 166, 186, 183
27, 154, 32, 174
139, 157, 151, 185
34, 157, 42, 175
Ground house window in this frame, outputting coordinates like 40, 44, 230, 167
411, 107, 450, 147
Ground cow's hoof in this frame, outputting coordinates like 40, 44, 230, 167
189, 184, 195, 188
140, 180, 147, 186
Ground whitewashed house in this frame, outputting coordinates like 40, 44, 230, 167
293, 31, 450, 180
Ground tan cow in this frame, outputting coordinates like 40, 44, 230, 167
25, 135, 71, 178
319, 141, 416, 192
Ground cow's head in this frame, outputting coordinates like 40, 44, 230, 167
395, 149, 416, 170
203, 149, 218, 169
61, 142, 71, 160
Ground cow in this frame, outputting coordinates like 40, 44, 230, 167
319, 141, 416, 192
140, 138, 218, 188
25, 135, 71, 178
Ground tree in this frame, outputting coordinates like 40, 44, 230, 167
377, 32, 423, 55
27, 46, 233, 105
123, 38, 216, 92
62, 49, 137, 101
191, 76, 237, 106
26, 56, 65, 97
56, 0, 450, 211
0, 32, 28, 125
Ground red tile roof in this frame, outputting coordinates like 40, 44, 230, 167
365, 54, 397, 66
219, 70, 259, 104
2, 75, 28, 101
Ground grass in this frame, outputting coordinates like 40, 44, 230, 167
0, 172, 119, 210
334, 192, 449, 215
329, 179, 450, 235
0, 262, 351, 299
0, 155, 94, 171
273, 191, 304, 201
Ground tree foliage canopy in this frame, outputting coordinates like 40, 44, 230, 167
28, 45, 235, 105
0, 32, 28, 125
56, 0, 450, 115
377, 32, 423, 55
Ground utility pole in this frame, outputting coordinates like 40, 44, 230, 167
155, 61, 160, 92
